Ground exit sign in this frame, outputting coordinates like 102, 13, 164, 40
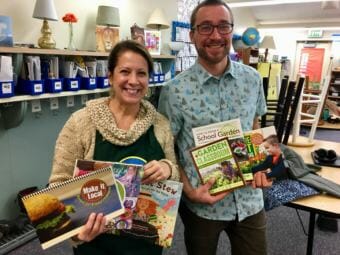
308, 30, 323, 38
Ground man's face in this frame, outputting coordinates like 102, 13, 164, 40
190, 5, 233, 66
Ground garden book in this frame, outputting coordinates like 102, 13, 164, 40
73, 159, 143, 230
192, 118, 253, 182
21, 167, 124, 250
190, 137, 245, 195
120, 180, 183, 248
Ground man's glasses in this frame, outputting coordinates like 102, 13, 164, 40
193, 23, 234, 35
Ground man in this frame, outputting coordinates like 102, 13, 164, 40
158, 0, 271, 254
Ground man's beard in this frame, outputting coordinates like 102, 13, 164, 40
196, 44, 229, 65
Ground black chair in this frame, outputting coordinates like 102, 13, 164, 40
261, 76, 304, 145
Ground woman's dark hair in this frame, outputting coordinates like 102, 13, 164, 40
190, 0, 234, 29
108, 40, 154, 74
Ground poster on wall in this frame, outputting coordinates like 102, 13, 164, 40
298, 48, 325, 89
96, 26, 120, 52
144, 30, 161, 55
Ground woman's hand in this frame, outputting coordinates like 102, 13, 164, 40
142, 160, 171, 184
74, 213, 106, 242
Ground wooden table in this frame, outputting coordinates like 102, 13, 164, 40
287, 139, 340, 255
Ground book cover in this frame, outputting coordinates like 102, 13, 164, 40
22, 167, 124, 250
144, 30, 161, 55
0, 16, 13, 47
74, 159, 143, 230
244, 126, 285, 179
192, 118, 253, 181
190, 137, 245, 195
120, 180, 183, 248
96, 25, 120, 52
130, 23, 145, 45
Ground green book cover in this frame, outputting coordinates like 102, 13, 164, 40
190, 137, 245, 195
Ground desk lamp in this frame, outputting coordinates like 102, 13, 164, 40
32, 0, 58, 49
96, 6, 120, 52
260, 35, 276, 62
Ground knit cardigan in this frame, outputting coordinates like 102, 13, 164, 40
49, 97, 180, 184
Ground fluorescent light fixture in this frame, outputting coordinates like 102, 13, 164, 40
228, 0, 323, 8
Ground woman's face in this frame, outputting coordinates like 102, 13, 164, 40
109, 50, 149, 105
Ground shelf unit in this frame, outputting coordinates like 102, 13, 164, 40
236, 47, 259, 69
327, 69, 340, 105
0, 47, 175, 128
0, 47, 174, 103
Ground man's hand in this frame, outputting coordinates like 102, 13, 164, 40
251, 171, 273, 189
186, 178, 230, 205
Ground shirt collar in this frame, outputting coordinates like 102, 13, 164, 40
194, 56, 238, 85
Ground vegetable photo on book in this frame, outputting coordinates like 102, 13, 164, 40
21, 167, 124, 249
192, 118, 253, 182
190, 137, 245, 195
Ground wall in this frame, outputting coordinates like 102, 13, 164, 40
0, 0, 177, 219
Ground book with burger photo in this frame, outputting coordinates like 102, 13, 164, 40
73, 159, 143, 230
21, 167, 124, 249
190, 137, 245, 195
120, 180, 183, 248
192, 118, 253, 182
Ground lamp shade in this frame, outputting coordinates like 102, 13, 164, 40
260, 35, 276, 50
146, 8, 169, 30
32, 0, 58, 21
96, 6, 120, 27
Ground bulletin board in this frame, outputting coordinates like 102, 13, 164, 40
171, 21, 197, 74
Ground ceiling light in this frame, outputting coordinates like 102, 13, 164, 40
228, 0, 323, 8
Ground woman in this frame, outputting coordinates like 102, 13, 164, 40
49, 40, 180, 255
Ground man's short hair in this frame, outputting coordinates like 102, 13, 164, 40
190, 0, 234, 30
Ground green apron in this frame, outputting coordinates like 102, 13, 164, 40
74, 126, 165, 255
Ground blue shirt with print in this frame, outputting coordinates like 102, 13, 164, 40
158, 59, 267, 221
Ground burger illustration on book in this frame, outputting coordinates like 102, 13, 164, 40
23, 193, 75, 242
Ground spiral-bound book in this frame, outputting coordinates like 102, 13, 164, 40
21, 167, 125, 250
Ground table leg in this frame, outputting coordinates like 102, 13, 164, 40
306, 212, 316, 255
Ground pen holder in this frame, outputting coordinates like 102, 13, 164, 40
45, 78, 63, 93
0, 81, 15, 98
96, 77, 109, 88
63, 78, 80, 91
81, 77, 97, 90
17, 79, 44, 95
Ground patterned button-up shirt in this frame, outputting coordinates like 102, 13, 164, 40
158, 59, 267, 221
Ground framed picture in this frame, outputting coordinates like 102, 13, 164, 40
144, 30, 161, 55
96, 25, 119, 52
130, 23, 145, 45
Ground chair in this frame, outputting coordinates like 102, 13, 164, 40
261, 76, 304, 145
